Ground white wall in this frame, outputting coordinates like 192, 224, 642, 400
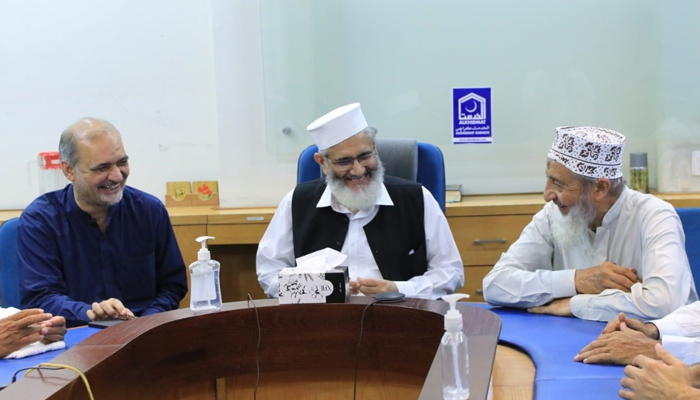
656, 1, 700, 192
211, 0, 299, 208
0, 0, 219, 209
3, 1, 700, 211
255, 0, 666, 196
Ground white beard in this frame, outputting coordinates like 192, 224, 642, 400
550, 194, 597, 252
325, 157, 385, 212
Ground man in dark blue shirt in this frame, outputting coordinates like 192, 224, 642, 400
18, 118, 187, 327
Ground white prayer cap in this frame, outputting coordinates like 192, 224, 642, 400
547, 126, 626, 179
306, 103, 369, 151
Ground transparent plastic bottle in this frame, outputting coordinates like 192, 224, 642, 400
38, 152, 68, 194
189, 236, 222, 312
441, 293, 470, 400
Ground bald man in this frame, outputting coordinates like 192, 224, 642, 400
18, 118, 187, 327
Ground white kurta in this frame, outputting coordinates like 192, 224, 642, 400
256, 184, 464, 299
482, 187, 698, 321
652, 301, 700, 365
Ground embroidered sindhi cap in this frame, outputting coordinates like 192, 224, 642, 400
547, 126, 626, 179
307, 103, 369, 151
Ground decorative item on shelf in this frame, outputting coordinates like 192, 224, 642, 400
446, 184, 463, 203
191, 181, 220, 206
630, 153, 648, 193
165, 181, 192, 207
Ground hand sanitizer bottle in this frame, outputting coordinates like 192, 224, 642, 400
189, 236, 221, 312
441, 293, 471, 400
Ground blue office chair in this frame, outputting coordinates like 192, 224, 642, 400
0, 218, 21, 308
297, 139, 446, 212
677, 208, 700, 291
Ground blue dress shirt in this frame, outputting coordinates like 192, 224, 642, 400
17, 185, 187, 327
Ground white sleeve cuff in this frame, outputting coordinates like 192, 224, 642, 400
551, 269, 577, 298
652, 316, 685, 337
569, 294, 593, 319
660, 335, 700, 365
395, 281, 417, 298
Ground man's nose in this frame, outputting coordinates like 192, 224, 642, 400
107, 165, 123, 182
349, 159, 366, 176
543, 182, 555, 202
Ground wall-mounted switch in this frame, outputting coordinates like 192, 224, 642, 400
693, 151, 700, 176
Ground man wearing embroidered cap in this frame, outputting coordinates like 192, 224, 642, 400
483, 126, 697, 322
256, 103, 464, 299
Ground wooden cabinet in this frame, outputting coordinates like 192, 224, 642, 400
449, 216, 533, 302
449, 215, 533, 266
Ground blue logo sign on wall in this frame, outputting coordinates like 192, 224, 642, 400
452, 87, 492, 144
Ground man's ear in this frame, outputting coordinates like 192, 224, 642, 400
314, 153, 328, 174
593, 178, 611, 200
61, 161, 76, 182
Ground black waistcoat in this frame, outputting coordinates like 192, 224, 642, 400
291, 175, 428, 281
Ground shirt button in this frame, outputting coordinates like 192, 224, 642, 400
336, 241, 342, 246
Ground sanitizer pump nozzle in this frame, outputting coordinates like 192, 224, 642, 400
196, 236, 214, 261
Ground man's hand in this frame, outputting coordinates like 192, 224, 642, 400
575, 321, 658, 365
40, 316, 67, 344
86, 298, 134, 321
619, 343, 699, 400
527, 298, 573, 316
575, 262, 639, 294
601, 312, 659, 338
0, 309, 53, 358
349, 278, 398, 297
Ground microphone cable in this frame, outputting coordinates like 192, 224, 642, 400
247, 293, 262, 400
353, 299, 377, 400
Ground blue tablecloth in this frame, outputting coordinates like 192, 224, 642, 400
475, 304, 625, 400
0, 326, 100, 386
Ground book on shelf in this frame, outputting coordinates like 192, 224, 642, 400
445, 184, 462, 203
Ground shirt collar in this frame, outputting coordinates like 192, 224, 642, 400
600, 186, 628, 227
64, 183, 121, 223
316, 182, 395, 211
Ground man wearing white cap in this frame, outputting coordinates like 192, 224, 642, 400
256, 103, 464, 299
482, 126, 697, 321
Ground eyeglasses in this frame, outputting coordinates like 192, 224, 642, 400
326, 149, 377, 171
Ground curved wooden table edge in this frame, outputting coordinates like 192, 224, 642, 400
4, 298, 502, 400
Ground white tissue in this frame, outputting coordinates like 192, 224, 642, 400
295, 248, 348, 272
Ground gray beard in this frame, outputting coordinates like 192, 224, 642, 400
325, 158, 385, 212
550, 194, 597, 251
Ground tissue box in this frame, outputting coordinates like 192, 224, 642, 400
278, 266, 349, 304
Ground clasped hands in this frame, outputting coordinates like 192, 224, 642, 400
349, 278, 398, 296
576, 313, 697, 400
574, 312, 659, 365
527, 261, 640, 316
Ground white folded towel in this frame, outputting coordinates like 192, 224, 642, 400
0, 307, 66, 359
4, 340, 66, 359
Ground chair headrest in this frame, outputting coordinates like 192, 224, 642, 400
375, 139, 418, 181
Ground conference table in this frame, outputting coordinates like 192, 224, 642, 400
0, 301, 625, 400
0, 298, 501, 400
